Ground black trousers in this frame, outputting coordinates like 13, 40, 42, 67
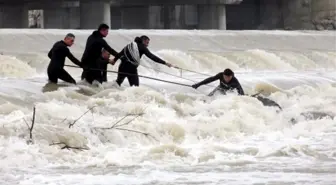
101, 66, 107, 82
85, 70, 103, 84
116, 60, 139, 87
48, 66, 76, 84
81, 67, 105, 84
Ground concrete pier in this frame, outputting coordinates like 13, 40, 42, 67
198, 5, 226, 29
80, 0, 111, 29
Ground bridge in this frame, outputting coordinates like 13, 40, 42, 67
0, 0, 243, 29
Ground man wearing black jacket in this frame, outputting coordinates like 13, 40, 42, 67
81, 23, 118, 83
112, 35, 173, 86
192, 69, 283, 110
192, 68, 245, 96
47, 33, 82, 84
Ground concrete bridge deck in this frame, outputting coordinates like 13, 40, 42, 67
0, 0, 243, 29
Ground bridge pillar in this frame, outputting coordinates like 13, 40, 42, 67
80, 0, 111, 29
198, 5, 226, 29
0, 4, 28, 28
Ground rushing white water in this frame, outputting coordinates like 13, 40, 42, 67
0, 29, 335, 185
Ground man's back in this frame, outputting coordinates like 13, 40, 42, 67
48, 41, 69, 69
81, 31, 104, 67
219, 75, 244, 95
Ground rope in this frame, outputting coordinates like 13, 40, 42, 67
173, 66, 212, 77
65, 65, 192, 87
139, 64, 217, 89
65, 64, 256, 97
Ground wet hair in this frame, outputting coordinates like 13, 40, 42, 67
65, 33, 75, 39
223, 68, 234, 76
134, 35, 150, 44
140, 35, 150, 41
98, 23, 109, 31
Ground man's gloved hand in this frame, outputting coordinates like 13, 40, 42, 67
191, 83, 200, 89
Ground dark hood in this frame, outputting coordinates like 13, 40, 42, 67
134, 37, 142, 44
92, 30, 103, 38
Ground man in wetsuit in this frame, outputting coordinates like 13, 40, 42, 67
47, 33, 82, 84
111, 35, 173, 87
191, 68, 245, 96
81, 23, 118, 84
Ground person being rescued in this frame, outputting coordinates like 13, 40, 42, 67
98, 49, 110, 83
86, 48, 112, 85
191, 68, 244, 96
191, 68, 282, 110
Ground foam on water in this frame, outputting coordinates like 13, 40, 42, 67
0, 29, 335, 185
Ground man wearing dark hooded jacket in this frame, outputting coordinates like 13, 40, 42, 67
192, 68, 245, 96
112, 35, 173, 86
192, 69, 283, 110
81, 23, 118, 83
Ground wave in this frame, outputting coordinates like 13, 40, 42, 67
0, 29, 335, 184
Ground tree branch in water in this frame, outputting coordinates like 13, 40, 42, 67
49, 142, 89, 151
93, 109, 158, 141
114, 127, 158, 142
23, 107, 36, 144
69, 106, 96, 128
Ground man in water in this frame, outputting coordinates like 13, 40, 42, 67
191, 68, 245, 96
81, 23, 118, 83
192, 68, 283, 110
111, 35, 173, 86
83, 49, 113, 85
47, 33, 82, 84
99, 49, 111, 83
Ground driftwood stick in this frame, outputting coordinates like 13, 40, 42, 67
69, 106, 96, 128
24, 107, 36, 144
29, 107, 36, 141
115, 128, 158, 142
49, 142, 89, 151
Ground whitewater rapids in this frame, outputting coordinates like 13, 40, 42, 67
0, 29, 335, 185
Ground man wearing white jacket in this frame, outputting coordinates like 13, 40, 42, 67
112, 35, 173, 87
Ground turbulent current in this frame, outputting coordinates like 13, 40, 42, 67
0, 29, 335, 185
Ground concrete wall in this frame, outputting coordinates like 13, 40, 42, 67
258, 0, 283, 29
283, 0, 336, 30
0, 0, 335, 30
226, 0, 283, 30
0, 4, 28, 28
226, 0, 260, 29
226, 0, 336, 30
120, 6, 149, 29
